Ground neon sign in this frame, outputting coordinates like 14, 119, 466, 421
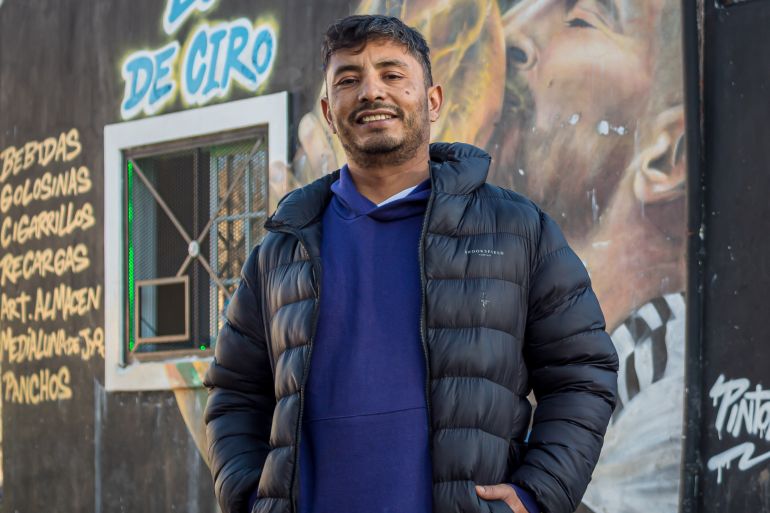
120, 0, 277, 120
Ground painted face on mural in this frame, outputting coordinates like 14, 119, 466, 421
321, 39, 442, 169
498, 0, 666, 238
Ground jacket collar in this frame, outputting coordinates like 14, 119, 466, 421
265, 142, 490, 230
428, 142, 491, 195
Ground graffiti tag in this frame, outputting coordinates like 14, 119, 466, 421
163, 0, 218, 35
181, 20, 275, 107
120, 0, 277, 119
707, 374, 770, 484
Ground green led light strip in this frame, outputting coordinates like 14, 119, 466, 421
127, 160, 135, 352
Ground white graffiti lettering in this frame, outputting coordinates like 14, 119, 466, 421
707, 374, 770, 484
707, 442, 770, 485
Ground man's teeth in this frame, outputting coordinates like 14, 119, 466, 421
361, 114, 394, 123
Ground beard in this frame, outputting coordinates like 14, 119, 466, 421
515, 123, 631, 241
335, 100, 431, 168
488, 73, 634, 243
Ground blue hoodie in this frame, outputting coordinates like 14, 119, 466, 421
299, 165, 433, 513
251, 165, 537, 513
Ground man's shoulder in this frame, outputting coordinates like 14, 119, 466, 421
472, 181, 544, 225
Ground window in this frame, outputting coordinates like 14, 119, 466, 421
125, 130, 268, 360
104, 93, 288, 391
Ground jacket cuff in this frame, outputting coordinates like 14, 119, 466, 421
508, 483, 540, 513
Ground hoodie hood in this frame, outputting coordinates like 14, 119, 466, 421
265, 142, 490, 230
330, 165, 430, 222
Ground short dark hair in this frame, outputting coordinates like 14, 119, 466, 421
321, 15, 433, 87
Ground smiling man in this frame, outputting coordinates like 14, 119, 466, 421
204, 14, 618, 513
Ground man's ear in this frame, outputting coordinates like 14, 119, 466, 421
633, 106, 686, 204
428, 84, 443, 123
320, 96, 337, 134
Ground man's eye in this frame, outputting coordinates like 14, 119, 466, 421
385, 74, 402, 80
337, 78, 357, 86
566, 17, 595, 29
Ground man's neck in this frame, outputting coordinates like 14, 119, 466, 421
345, 150, 431, 205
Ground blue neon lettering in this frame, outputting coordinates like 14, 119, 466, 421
252, 28, 274, 75
185, 30, 208, 94
149, 44, 177, 105
121, 56, 154, 113
223, 25, 255, 87
203, 28, 227, 95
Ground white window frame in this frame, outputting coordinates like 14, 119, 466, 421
104, 93, 288, 391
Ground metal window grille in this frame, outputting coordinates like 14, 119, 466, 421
123, 128, 268, 361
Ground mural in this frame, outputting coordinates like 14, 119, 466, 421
120, 0, 277, 119
108, 0, 687, 510
273, 1, 687, 512
1, 385, 3, 501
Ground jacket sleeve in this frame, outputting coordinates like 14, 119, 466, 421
511, 211, 619, 513
204, 245, 276, 513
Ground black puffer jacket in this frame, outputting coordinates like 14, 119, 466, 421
205, 143, 618, 513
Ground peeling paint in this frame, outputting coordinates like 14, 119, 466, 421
597, 120, 626, 136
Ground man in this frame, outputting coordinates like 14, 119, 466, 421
273, 2, 685, 511
205, 15, 618, 513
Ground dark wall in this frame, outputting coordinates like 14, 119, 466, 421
686, 0, 770, 511
0, 1, 350, 511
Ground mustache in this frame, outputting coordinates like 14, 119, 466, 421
348, 102, 405, 123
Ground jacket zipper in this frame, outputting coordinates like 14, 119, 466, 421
419, 172, 437, 462
282, 226, 321, 513
269, 167, 434, 511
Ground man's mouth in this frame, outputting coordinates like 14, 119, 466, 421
360, 114, 396, 123
354, 110, 399, 124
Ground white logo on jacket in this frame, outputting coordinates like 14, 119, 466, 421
465, 249, 504, 257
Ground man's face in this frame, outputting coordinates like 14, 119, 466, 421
322, 38, 439, 167
499, 0, 664, 238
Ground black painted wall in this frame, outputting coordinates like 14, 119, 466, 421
684, 0, 770, 511
0, 1, 350, 512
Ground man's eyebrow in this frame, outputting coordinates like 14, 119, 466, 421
332, 64, 364, 79
373, 58, 410, 70
331, 59, 410, 79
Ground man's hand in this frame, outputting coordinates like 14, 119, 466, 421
476, 484, 529, 513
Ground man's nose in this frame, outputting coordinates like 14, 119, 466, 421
357, 74, 386, 103
502, 0, 561, 71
